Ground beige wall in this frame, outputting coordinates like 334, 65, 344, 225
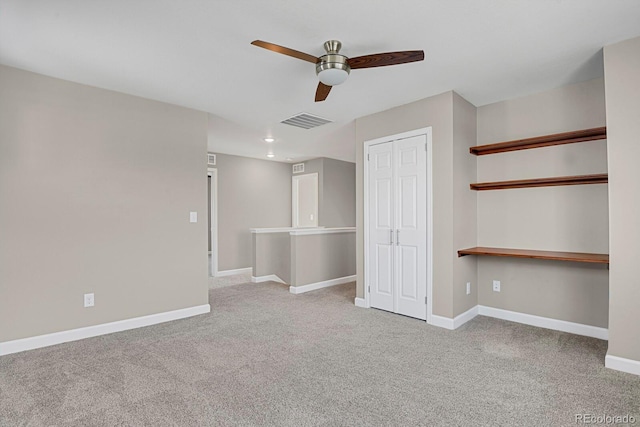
476, 78, 609, 327
604, 36, 640, 361
210, 153, 291, 271
0, 65, 209, 342
299, 158, 324, 180
356, 91, 478, 318
452, 93, 479, 316
253, 232, 291, 283
321, 158, 356, 227
296, 158, 356, 227
290, 232, 356, 287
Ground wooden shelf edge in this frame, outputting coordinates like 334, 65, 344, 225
470, 174, 607, 191
470, 127, 607, 156
457, 247, 609, 264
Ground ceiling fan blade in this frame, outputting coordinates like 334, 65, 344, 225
315, 82, 332, 102
251, 40, 318, 64
348, 50, 424, 69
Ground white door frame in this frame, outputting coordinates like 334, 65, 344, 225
292, 172, 319, 228
208, 168, 218, 277
363, 127, 433, 324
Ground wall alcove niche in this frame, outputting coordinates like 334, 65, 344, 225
459, 127, 609, 265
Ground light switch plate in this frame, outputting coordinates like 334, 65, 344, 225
190, 211, 197, 223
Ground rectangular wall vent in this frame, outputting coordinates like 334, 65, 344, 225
207, 153, 216, 166
281, 113, 332, 130
292, 163, 305, 174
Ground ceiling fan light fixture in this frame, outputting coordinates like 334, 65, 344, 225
316, 54, 351, 86
317, 67, 350, 86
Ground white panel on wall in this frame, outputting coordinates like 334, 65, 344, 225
292, 173, 319, 228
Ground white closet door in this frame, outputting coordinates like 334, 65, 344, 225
394, 135, 427, 320
368, 142, 394, 312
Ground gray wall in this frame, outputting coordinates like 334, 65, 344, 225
299, 158, 324, 185
290, 233, 356, 287
452, 93, 479, 316
604, 36, 640, 362
253, 232, 291, 284
321, 158, 356, 227
476, 78, 609, 327
212, 153, 291, 271
0, 65, 209, 343
295, 157, 356, 227
355, 91, 478, 319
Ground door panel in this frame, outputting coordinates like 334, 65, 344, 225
394, 136, 427, 320
376, 244, 393, 295
368, 142, 394, 312
399, 175, 417, 229
398, 245, 418, 299
376, 178, 392, 229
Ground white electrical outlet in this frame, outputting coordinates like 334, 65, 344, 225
84, 293, 95, 307
492, 280, 501, 292
189, 211, 198, 223
466, 282, 471, 295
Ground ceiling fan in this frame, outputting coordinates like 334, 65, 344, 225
251, 39, 424, 102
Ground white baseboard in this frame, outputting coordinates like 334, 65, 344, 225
605, 354, 640, 376
354, 297, 369, 308
216, 267, 252, 277
430, 305, 479, 330
290, 275, 356, 294
0, 304, 211, 356
251, 274, 286, 284
478, 305, 609, 340
428, 305, 607, 340
454, 305, 479, 329
430, 315, 455, 330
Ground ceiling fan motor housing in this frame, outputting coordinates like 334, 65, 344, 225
316, 40, 351, 86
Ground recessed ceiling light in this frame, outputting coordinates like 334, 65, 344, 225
266, 153, 275, 158
264, 137, 275, 143
285, 157, 293, 161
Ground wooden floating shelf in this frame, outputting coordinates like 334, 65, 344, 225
457, 247, 609, 264
469, 127, 607, 156
470, 173, 608, 191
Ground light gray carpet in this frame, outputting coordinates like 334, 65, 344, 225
209, 272, 252, 289
1, 281, 639, 426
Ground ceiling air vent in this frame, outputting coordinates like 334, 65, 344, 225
292, 163, 305, 174
281, 113, 332, 130
207, 153, 216, 166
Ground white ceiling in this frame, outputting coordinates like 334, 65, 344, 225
2, 1, 640, 163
